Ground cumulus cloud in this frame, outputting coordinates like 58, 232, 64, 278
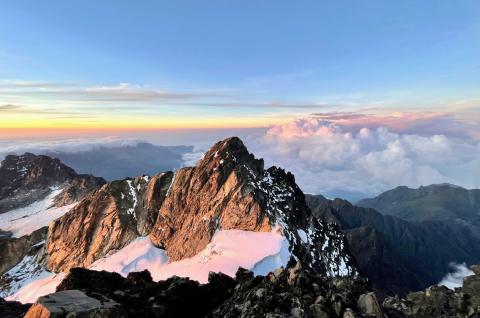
438, 263, 474, 289
244, 113, 480, 200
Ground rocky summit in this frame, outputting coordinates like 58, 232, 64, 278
149, 137, 356, 276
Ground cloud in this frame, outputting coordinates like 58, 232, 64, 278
0, 82, 205, 103
243, 112, 480, 199
0, 80, 70, 88
0, 104, 23, 111
0, 104, 91, 117
438, 263, 474, 289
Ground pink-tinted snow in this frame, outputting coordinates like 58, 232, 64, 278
91, 229, 290, 283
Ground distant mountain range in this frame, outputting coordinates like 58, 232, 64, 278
307, 184, 480, 299
357, 183, 480, 226
44, 142, 193, 181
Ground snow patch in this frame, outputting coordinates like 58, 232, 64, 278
2, 256, 65, 304
0, 189, 76, 237
297, 229, 308, 244
125, 180, 138, 218
5, 230, 291, 303
91, 229, 290, 283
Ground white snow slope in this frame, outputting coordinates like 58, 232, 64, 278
0, 189, 76, 238
5, 229, 290, 303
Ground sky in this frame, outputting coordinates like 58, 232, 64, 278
1, 0, 479, 133
1, 1, 480, 198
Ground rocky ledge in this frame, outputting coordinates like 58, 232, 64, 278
22, 263, 375, 318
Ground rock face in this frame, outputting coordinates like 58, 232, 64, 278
45, 173, 173, 272
383, 265, 480, 318
52, 265, 372, 318
149, 137, 271, 260
0, 153, 105, 214
307, 194, 480, 298
150, 137, 356, 276
23, 290, 126, 318
0, 227, 47, 275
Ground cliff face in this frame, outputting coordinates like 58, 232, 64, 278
149, 137, 270, 260
45, 173, 173, 272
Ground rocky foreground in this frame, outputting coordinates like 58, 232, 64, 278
3, 263, 480, 317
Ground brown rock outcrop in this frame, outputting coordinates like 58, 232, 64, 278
150, 137, 271, 260
52, 175, 106, 207
45, 173, 172, 272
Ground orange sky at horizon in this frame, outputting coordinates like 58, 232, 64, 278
0, 114, 286, 131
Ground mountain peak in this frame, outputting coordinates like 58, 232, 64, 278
149, 137, 355, 276
197, 137, 264, 176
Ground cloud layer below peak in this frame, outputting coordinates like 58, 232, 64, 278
246, 112, 480, 200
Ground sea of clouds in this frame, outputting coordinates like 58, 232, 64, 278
244, 113, 480, 200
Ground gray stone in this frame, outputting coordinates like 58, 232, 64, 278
255, 288, 266, 298
471, 265, 480, 276
290, 307, 304, 317
310, 304, 329, 318
343, 308, 356, 318
357, 292, 384, 318
314, 295, 325, 304
24, 290, 126, 318
333, 300, 343, 316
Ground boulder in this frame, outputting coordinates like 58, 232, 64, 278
23, 290, 126, 318
357, 292, 384, 318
